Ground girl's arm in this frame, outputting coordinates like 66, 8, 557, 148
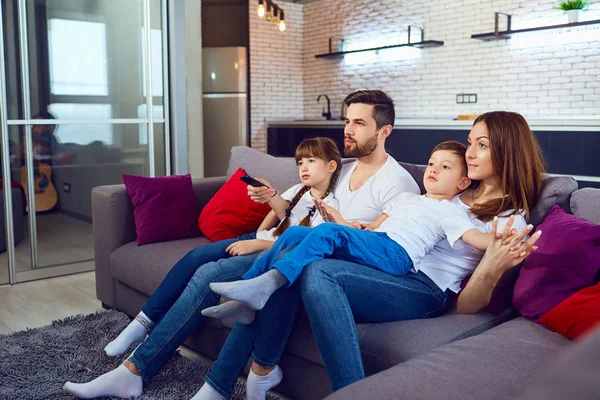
247, 179, 290, 220
226, 239, 275, 256
457, 218, 540, 314
257, 210, 280, 232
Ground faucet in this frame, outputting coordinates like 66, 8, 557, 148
317, 94, 332, 120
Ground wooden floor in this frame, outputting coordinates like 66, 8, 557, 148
0, 271, 102, 335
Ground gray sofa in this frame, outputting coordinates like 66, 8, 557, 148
93, 146, 591, 400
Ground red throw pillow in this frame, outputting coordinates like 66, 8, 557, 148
199, 167, 271, 241
539, 281, 600, 341
123, 174, 201, 246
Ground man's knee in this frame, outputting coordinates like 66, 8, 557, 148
299, 259, 331, 297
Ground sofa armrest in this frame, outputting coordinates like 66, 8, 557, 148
92, 184, 137, 308
92, 177, 226, 307
191, 176, 227, 211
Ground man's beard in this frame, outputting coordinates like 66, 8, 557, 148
344, 131, 379, 158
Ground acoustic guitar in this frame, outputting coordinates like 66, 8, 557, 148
20, 161, 58, 212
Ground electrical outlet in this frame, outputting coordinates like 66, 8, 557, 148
63, 183, 71, 193
456, 93, 477, 104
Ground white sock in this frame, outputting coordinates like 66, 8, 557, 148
245, 365, 283, 400
190, 383, 225, 400
104, 311, 152, 356
63, 365, 143, 399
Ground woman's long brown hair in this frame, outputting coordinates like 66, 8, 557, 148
470, 111, 545, 222
273, 137, 342, 237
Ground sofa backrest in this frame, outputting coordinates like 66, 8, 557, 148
570, 188, 600, 225
228, 146, 579, 227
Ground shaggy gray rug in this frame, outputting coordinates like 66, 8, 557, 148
0, 310, 279, 400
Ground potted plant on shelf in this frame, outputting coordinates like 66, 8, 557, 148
558, 0, 589, 23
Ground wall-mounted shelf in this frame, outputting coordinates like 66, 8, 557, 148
315, 26, 443, 59
472, 12, 600, 41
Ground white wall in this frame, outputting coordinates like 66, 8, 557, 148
303, 0, 600, 120
248, 0, 600, 148
248, 1, 304, 151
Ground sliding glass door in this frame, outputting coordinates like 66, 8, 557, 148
0, 0, 170, 284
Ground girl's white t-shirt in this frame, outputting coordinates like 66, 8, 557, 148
256, 183, 339, 241
414, 194, 527, 293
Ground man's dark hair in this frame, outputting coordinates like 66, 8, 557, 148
343, 90, 395, 129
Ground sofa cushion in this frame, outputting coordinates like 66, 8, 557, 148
539, 281, 600, 340
516, 325, 600, 400
282, 305, 518, 375
227, 146, 300, 194
529, 175, 578, 226
198, 168, 272, 242
570, 188, 600, 225
324, 317, 569, 400
122, 174, 201, 246
110, 237, 210, 297
398, 162, 425, 194
513, 205, 600, 321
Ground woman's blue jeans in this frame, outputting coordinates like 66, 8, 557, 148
206, 257, 449, 394
141, 232, 256, 322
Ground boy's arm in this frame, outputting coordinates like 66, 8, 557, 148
461, 229, 492, 251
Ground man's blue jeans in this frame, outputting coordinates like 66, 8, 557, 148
206, 257, 449, 394
129, 251, 260, 382
141, 232, 256, 322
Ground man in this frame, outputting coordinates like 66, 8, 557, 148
192, 89, 421, 400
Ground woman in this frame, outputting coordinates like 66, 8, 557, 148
193, 111, 545, 399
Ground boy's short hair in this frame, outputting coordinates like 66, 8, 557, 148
431, 140, 468, 174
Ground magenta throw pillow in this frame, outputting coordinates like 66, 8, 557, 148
512, 205, 600, 321
123, 174, 201, 246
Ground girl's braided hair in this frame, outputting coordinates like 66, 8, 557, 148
273, 137, 342, 237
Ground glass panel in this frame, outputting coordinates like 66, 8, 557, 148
14, 121, 149, 270
48, 18, 108, 96
48, 103, 113, 144
3, 0, 168, 121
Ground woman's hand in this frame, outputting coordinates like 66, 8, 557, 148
226, 240, 265, 256
484, 216, 541, 278
457, 216, 542, 314
314, 198, 350, 226
247, 179, 276, 203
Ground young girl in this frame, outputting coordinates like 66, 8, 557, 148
201, 137, 342, 322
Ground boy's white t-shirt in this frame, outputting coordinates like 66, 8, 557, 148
256, 183, 339, 241
375, 192, 476, 268
414, 194, 528, 293
334, 155, 420, 224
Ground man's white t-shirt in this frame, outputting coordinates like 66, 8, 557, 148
415, 194, 528, 293
376, 192, 476, 267
256, 183, 339, 241
334, 155, 420, 224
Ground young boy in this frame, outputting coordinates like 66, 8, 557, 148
206, 141, 490, 316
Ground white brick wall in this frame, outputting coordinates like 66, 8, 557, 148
249, 1, 304, 151
249, 0, 600, 148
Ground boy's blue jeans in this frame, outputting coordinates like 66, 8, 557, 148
243, 223, 412, 285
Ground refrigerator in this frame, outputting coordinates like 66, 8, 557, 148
202, 47, 248, 177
